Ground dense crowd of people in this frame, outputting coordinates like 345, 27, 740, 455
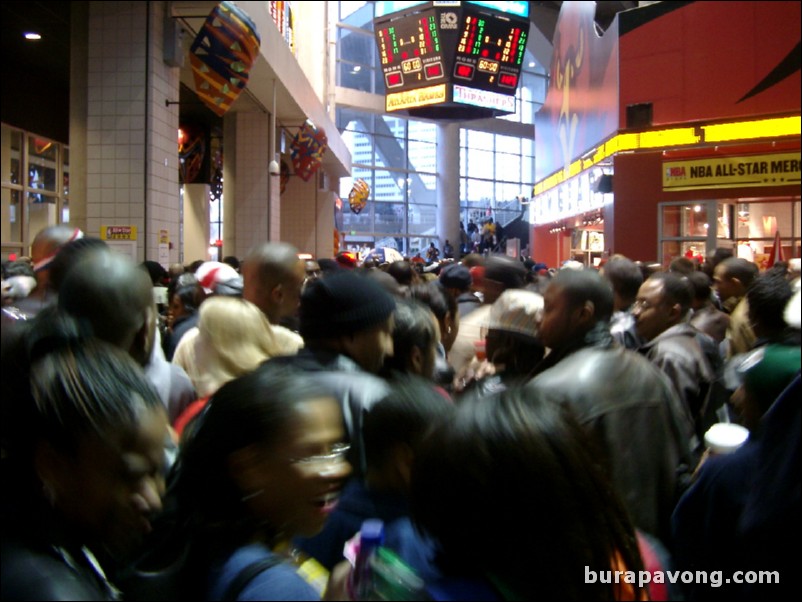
1, 227, 799, 601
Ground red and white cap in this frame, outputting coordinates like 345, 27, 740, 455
194, 261, 239, 294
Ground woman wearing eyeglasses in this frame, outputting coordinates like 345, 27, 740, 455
129, 368, 352, 601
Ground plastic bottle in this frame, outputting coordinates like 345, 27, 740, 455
352, 518, 385, 600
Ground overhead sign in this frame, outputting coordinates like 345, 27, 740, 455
663, 152, 801, 191
386, 84, 448, 111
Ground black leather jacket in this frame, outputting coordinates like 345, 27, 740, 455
527, 339, 695, 543
2, 500, 120, 601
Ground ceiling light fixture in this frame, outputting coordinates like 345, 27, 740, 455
24, 32, 42, 41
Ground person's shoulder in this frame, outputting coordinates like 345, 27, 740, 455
211, 544, 319, 602
270, 324, 304, 354
1, 539, 109, 600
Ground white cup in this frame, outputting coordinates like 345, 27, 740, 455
704, 423, 749, 455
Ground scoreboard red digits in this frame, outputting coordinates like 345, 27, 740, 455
498, 73, 518, 88
454, 63, 475, 80
386, 72, 403, 88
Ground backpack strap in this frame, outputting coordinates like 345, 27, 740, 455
221, 555, 283, 601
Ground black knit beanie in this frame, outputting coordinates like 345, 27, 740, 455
300, 270, 396, 340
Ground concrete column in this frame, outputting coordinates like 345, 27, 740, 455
225, 112, 271, 258
82, 1, 181, 264
183, 184, 210, 264
68, 1, 88, 234
436, 122, 460, 253
280, 169, 336, 259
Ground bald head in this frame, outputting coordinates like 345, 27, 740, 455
30, 225, 83, 293
242, 242, 305, 323
58, 250, 156, 365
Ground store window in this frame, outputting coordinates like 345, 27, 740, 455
659, 197, 801, 268
732, 197, 801, 266
1, 124, 69, 261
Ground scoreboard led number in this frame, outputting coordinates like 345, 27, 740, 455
453, 11, 527, 91
376, 10, 445, 90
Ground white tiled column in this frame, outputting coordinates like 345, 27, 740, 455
225, 111, 272, 258
83, 1, 180, 264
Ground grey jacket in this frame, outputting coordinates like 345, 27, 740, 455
527, 344, 695, 543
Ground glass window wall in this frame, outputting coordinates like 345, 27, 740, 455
1, 124, 69, 261
334, 2, 544, 257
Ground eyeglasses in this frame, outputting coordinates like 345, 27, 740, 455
289, 443, 351, 467
632, 299, 658, 311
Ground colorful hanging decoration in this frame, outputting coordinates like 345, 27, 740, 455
290, 120, 328, 182
348, 179, 370, 214
190, 1, 261, 117
178, 124, 207, 184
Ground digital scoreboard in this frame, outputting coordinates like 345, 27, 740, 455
374, 1, 530, 119
375, 8, 445, 91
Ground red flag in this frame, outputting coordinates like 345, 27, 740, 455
767, 229, 784, 267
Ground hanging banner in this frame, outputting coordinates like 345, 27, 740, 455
348, 179, 370, 214
190, 1, 261, 117
663, 152, 800, 191
290, 120, 328, 182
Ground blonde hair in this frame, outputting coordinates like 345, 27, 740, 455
192, 297, 281, 397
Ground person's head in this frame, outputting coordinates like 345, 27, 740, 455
746, 271, 794, 340
242, 242, 305, 324
633, 272, 693, 342
380, 298, 439, 380
141, 260, 168, 287
386, 260, 420, 288
669, 256, 696, 275
194, 261, 240, 296
29, 225, 84, 291
222, 255, 241, 272
409, 280, 459, 352
410, 387, 642, 599
304, 259, 322, 285
176, 369, 350, 544
366, 268, 403, 297
729, 344, 801, 431
538, 268, 613, 351
334, 250, 358, 270
317, 257, 341, 276
437, 263, 472, 299
482, 254, 528, 304
300, 270, 396, 373
713, 257, 758, 302
168, 282, 203, 326
2, 260, 36, 305
600, 256, 643, 311
168, 263, 186, 280
363, 378, 454, 493
686, 270, 714, 310
710, 247, 734, 269
8, 312, 168, 560
47, 236, 109, 294
58, 249, 158, 367
190, 296, 282, 398
484, 289, 546, 377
